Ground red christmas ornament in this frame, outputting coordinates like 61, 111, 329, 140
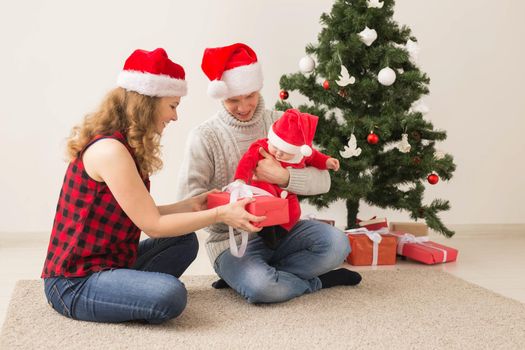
367, 132, 379, 145
427, 173, 439, 185
279, 90, 289, 100
322, 80, 330, 90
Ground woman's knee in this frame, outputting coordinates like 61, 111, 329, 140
148, 276, 188, 323
184, 232, 199, 262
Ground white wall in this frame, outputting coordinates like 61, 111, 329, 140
0, 0, 523, 232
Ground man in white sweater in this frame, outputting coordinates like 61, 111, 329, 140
176, 43, 361, 303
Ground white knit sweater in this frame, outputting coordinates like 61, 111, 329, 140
176, 97, 331, 264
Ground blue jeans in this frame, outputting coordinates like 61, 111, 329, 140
214, 220, 350, 303
44, 233, 198, 323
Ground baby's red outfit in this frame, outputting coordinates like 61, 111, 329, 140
234, 138, 330, 231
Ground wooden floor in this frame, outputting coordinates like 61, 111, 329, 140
1, 224, 524, 327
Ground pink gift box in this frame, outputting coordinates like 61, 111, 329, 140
207, 192, 289, 227
391, 232, 458, 265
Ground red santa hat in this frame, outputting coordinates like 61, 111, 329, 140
268, 109, 318, 161
201, 43, 263, 99
117, 48, 187, 97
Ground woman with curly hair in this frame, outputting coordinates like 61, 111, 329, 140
41, 48, 265, 324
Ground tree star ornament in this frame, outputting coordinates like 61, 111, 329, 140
378, 67, 396, 86
358, 27, 378, 47
395, 133, 411, 153
299, 55, 316, 73
340, 134, 362, 158
336, 65, 356, 87
367, 0, 384, 8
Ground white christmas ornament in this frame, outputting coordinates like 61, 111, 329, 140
406, 39, 420, 62
336, 65, 356, 86
434, 150, 446, 160
340, 134, 362, 158
377, 67, 396, 86
410, 99, 430, 114
299, 56, 315, 73
358, 27, 378, 46
367, 0, 384, 8
395, 133, 411, 153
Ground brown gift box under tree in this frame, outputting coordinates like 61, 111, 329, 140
389, 222, 428, 237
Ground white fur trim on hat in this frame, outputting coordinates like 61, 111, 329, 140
213, 62, 263, 99
117, 70, 187, 97
268, 125, 305, 164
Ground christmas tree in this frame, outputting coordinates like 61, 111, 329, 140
275, 0, 456, 237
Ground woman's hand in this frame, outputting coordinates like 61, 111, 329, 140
216, 197, 266, 232
252, 148, 290, 187
188, 189, 220, 212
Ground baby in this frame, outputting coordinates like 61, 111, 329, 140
234, 108, 339, 249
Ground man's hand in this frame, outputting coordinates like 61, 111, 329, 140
252, 148, 290, 187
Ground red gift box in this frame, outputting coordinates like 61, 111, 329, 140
345, 231, 397, 266
391, 232, 458, 264
207, 192, 289, 227
357, 216, 388, 231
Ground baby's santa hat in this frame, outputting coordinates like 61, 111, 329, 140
268, 109, 318, 161
117, 48, 187, 97
201, 43, 263, 99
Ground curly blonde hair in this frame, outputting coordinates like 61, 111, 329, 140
66, 87, 162, 177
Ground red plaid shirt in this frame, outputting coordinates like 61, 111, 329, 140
41, 131, 150, 278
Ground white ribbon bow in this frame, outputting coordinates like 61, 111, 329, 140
222, 181, 274, 258
396, 233, 448, 263
345, 227, 389, 266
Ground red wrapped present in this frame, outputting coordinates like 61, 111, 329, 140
391, 232, 458, 264
207, 192, 289, 227
345, 229, 397, 266
357, 216, 388, 231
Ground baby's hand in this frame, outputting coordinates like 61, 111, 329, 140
326, 158, 340, 171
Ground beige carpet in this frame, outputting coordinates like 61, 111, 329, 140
1, 271, 524, 350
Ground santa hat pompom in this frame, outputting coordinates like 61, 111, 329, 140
300, 145, 312, 156
208, 80, 228, 99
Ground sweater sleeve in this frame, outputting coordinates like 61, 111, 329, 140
175, 127, 215, 200
284, 167, 331, 195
